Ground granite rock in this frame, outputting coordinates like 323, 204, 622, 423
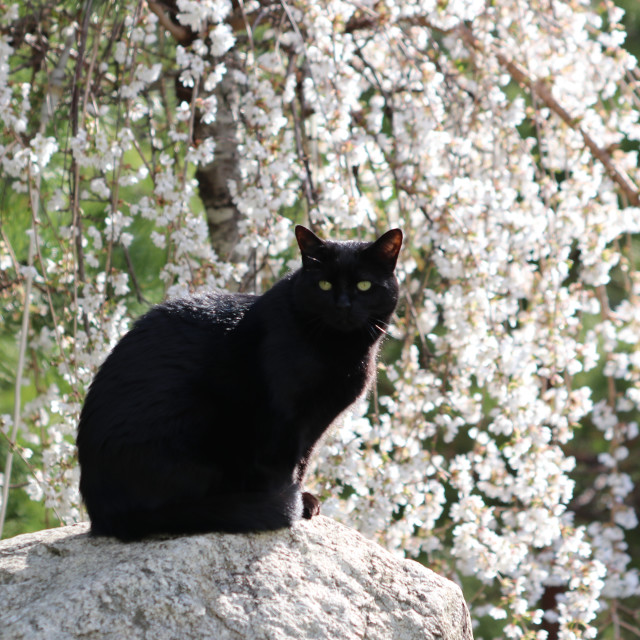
0, 515, 473, 639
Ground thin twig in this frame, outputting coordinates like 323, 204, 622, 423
122, 245, 148, 304
70, 1, 93, 337
0, 189, 36, 538
287, 52, 317, 213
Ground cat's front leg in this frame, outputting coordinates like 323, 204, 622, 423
293, 451, 321, 519
301, 491, 321, 519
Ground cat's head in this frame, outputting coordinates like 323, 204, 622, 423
293, 226, 403, 335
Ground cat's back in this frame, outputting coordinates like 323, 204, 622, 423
98, 292, 256, 371
147, 291, 256, 332
78, 292, 258, 441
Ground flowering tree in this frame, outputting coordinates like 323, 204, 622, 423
1, 0, 639, 637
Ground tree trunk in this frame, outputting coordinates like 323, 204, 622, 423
194, 54, 242, 261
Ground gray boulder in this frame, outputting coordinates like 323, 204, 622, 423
0, 515, 473, 639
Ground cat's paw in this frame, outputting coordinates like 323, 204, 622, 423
302, 492, 321, 519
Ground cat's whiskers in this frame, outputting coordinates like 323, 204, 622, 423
368, 317, 390, 337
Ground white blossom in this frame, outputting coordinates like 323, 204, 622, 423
1, 2, 639, 637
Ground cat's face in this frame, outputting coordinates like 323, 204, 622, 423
293, 226, 403, 334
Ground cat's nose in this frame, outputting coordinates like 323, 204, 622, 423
336, 293, 351, 310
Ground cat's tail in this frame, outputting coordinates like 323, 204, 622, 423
88, 484, 304, 541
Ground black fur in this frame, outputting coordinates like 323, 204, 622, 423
77, 226, 402, 540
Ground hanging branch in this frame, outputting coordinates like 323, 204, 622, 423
0, 193, 36, 538
70, 0, 94, 288
0, 22, 78, 539
287, 52, 318, 214
147, 0, 190, 43
344, 14, 640, 207
452, 22, 640, 207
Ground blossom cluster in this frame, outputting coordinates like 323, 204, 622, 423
1, 0, 639, 637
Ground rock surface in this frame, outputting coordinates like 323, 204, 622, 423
0, 515, 473, 639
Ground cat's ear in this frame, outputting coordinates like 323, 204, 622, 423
295, 225, 326, 266
364, 229, 403, 270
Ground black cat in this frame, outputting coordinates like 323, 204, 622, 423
77, 225, 402, 540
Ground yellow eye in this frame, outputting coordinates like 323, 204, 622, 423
319, 280, 332, 291
357, 281, 372, 292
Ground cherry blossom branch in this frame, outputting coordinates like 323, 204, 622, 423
345, 15, 640, 207
147, 0, 190, 43
495, 57, 639, 206
453, 23, 640, 207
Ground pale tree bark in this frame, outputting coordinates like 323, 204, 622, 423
148, 1, 243, 260
194, 55, 243, 261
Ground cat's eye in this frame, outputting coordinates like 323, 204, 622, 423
357, 281, 372, 292
318, 280, 332, 291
